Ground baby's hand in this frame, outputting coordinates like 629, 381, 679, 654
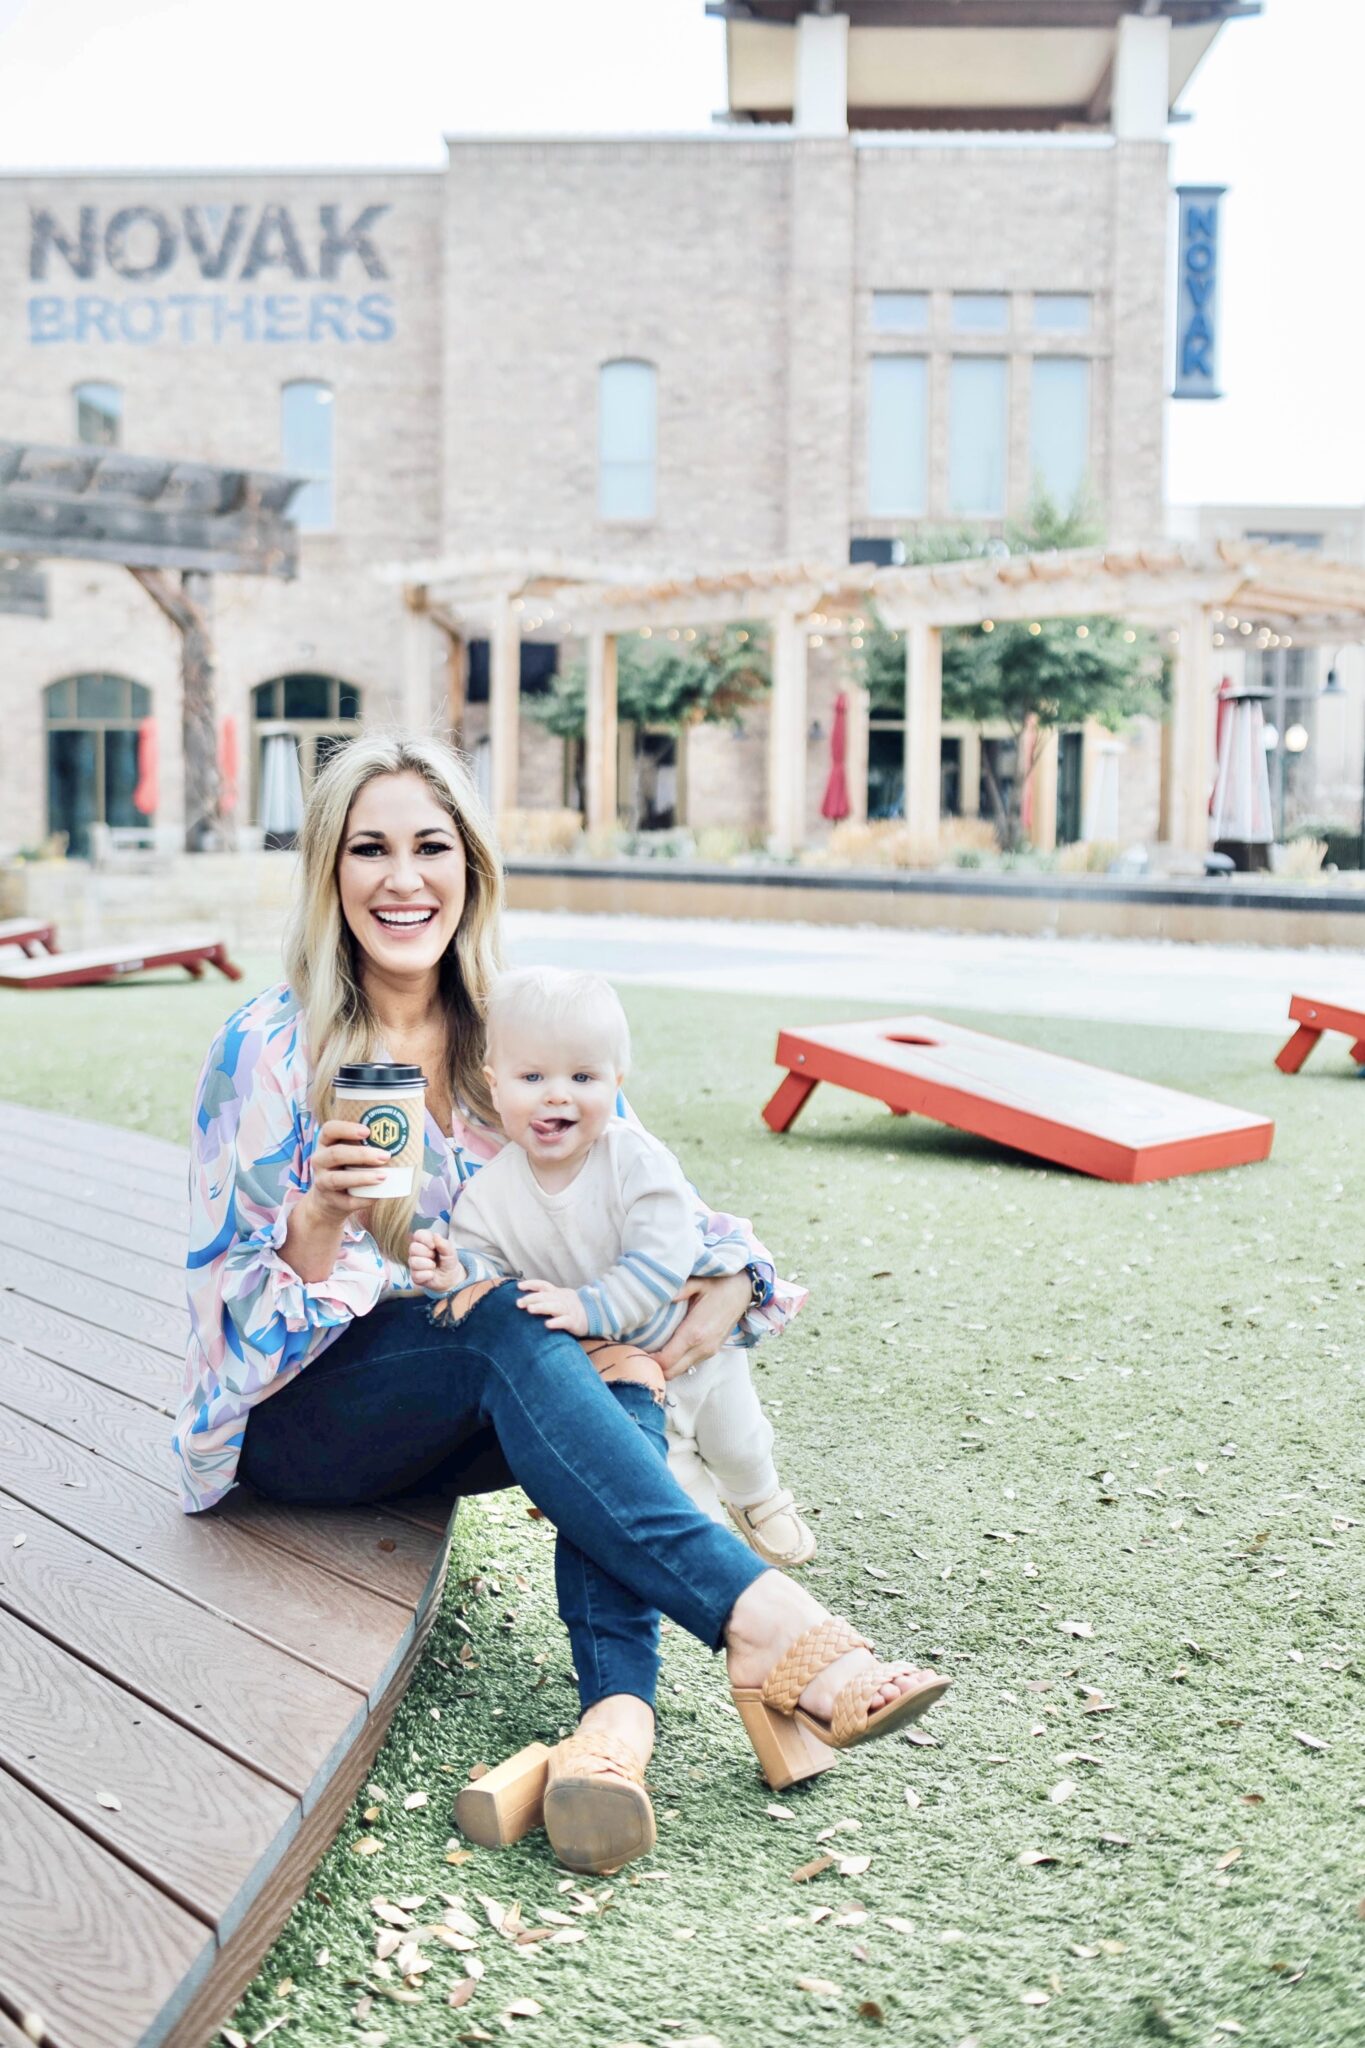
408, 1228, 458, 1292
517, 1279, 589, 1335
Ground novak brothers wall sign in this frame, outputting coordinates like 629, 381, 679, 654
26, 201, 397, 346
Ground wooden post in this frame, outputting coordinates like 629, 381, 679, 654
958, 726, 982, 818
1029, 724, 1059, 852
446, 630, 468, 746
129, 566, 220, 852
585, 629, 619, 834
401, 593, 434, 731
903, 620, 943, 846
1166, 603, 1214, 857
767, 611, 808, 855
489, 593, 521, 823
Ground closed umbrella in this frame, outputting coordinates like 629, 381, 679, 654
132, 716, 158, 818
820, 691, 850, 822
218, 715, 240, 819
259, 732, 304, 839
1210, 684, 1274, 869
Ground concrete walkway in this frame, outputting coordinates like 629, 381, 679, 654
505, 908, 1365, 1036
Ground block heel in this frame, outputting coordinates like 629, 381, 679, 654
454, 1741, 552, 1848
732, 1689, 838, 1790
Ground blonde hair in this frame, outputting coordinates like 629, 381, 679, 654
283, 731, 504, 1264
485, 966, 631, 1078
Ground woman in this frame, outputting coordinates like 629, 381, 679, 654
176, 733, 947, 1873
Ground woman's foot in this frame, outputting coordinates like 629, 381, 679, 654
725, 1571, 943, 1730
542, 1695, 657, 1876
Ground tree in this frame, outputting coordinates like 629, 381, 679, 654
527, 624, 770, 742
859, 495, 1162, 847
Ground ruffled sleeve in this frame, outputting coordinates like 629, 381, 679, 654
185, 1003, 389, 1404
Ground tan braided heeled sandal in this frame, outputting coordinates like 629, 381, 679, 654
732, 1617, 950, 1789
542, 1729, 656, 1875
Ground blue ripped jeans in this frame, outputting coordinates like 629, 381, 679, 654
238, 1282, 765, 1711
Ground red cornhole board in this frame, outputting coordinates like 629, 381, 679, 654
1275, 995, 1365, 1074
0, 917, 59, 957
762, 1014, 1274, 1184
0, 932, 243, 990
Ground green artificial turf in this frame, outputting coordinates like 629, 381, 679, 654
3, 953, 1364, 2048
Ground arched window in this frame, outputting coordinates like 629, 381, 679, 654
45, 673, 151, 858
251, 673, 362, 844
281, 381, 335, 533
598, 359, 656, 522
74, 382, 121, 447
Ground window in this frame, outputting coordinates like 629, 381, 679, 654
949, 357, 1008, 516
281, 381, 335, 533
1031, 357, 1090, 509
952, 293, 1009, 334
74, 382, 121, 447
598, 360, 657, 521
45, 673, 151, 858
1033, 294, 1091, 334
251, 673, 361, 844
867, 356, 927, 517
871, 292, 929, 334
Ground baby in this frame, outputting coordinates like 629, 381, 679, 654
408, 965, 814, 1568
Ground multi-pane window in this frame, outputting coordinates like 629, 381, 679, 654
867, 356, 928, 517
45, 673, 151, 858
949, 357, 1008, 515
1033, 294, 1091, 334
952, 293, 1009, 333
251, 673, 362, 843
871, 292, 929, 334
281, 381, 335, 533
74, 382, 121, 447
598, 359, 657, 521
1031, 357, 1091, 508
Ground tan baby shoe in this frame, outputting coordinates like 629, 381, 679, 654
726, 1488, 817, 1568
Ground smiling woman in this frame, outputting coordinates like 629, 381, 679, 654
175, 729, 945, 1882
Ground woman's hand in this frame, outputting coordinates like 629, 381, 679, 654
518, 1279, 590, 1335
303, 1119, 392, 1228
655, 1271, 752, 1380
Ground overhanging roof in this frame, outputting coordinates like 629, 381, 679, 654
0, 441, 302, 578
711, 1, 1261, 130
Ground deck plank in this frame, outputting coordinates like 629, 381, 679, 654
0, 1102, 188, 1177
0, 1343, 447, 1606
0, 1406, 420, 1697
0, 1179, 185, 1268
0, 1605, 299, 1932
0, 1209, 185, 1309
0, 1246, 183, 1354
0, 1136, 185, 1204
0, 1150, 187, 1231
0, 1766, 213, 2048
0, 1293, 176, 1410
0, 1493, 364, 1801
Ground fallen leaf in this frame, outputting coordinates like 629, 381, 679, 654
791, 1855, 835, 1883
1020, 1990, 1050, 2007
796, 1978, 841, 1997
858, 2002, 886, 2024
375, 1931, 403, 1961
95, 1790, 122, 1812
766, 1804, 797, 1821
448, 1981, 475, 2010
1049, 1780, 1076, 1805
1098, 1833, 1132, 1847
1241, 1794, 1264, 1807
904, 1729, 938, 1747
1212, 2024, 1243, 2037
501, 2000, 542, 2020
838, 1854, 872, 1877
468, 1762, 489, 1782
403, 1791, 428, 1812
882, 1915, 916, 1934
1214, 1848, 1244, 1871
1018, 1850, 1057, 1867
371, 1899, 413, 1929
12, 1534, 25, 1549
903, 1787, 921, 1810
1293, 1731, 1329, 1751
1070, 1944, 1100, 1959
352, 1836, 384, 1856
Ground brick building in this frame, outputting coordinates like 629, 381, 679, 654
0, 1, 1255, 858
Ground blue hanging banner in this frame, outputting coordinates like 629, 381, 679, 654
1173, 185, 1225, 401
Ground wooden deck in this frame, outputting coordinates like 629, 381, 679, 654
0, 1102, 461, 2048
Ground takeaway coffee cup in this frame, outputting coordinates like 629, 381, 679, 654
332, 1063, 428, 1199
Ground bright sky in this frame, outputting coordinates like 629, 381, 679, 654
0, 0, 1357, 510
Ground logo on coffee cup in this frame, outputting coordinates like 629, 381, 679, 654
360, 1104, 411, 1156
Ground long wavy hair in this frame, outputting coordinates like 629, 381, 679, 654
283, 731, 504, 1265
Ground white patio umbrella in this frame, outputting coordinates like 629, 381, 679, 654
1209, 685, 1275, 851
258, 732, 305, 838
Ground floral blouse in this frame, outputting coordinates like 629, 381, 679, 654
174, 982, 803, 1513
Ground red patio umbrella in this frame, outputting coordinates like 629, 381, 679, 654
218, 714, 240, 819
820, 691, 851, 821
132, 716, 158, 817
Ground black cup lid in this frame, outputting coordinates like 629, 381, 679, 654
334, 1063, 428, 1088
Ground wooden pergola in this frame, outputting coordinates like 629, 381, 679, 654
394, 541, 1365, 858
0, 441, 302, 850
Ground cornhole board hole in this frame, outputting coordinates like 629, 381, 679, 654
762, 1015, 1274, 1184
0, 932, 243, 990
1275, 995, 1365, 1074
0, 917, 58, 957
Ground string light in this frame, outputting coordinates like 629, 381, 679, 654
1239, 622, 1253, 635
1226, 615, 1238, 628
736, 630, 749, 643
667, 628, 680, 641
1212, 632, 1225, 647
683, 627, 697, 640
1123, 630, 1136, 643
1212, 611, 1224, 623
639, 627, 652, 639
511, 598, 524, 612
851, 616, 865, 631
981, 619, 995, 633
1028, 622, 1042, 635
810, 634, 824, 647
1075, 625, 1089, 639
851, 635, 864, 648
